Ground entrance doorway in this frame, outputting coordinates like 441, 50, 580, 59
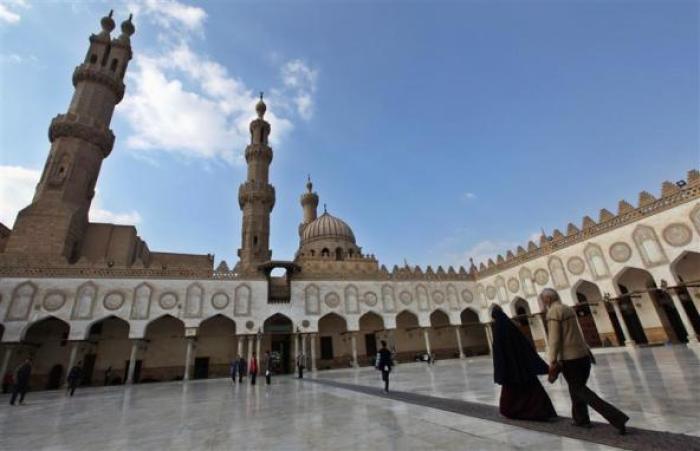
47, 364, 63, 389
263, 314, 293, 374
575, 292, 602, 347
82, 353, 97, 385
193, 357, 209, 379
364, 333, 377, 359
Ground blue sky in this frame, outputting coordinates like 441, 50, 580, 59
1, 0, 698, 269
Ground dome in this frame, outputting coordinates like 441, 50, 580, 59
301, 212, 356, 245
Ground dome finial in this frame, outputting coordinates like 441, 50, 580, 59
120, 13, 136, 37
306, 174, 313, 193
255, 92, 266, 119
323, 203, 327, 214
100, 9, 116, 34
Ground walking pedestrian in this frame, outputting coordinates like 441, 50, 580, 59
376, 340, 393, 392
238, 355, 246, 383
491, 305, 557, 421
10, 358, 32, 405
296, 353, 305, 379
542, 288, 629, 434
104, 366, 112, 386
249, 352, 258, 385
229, 359, 238, 384
67, 361, 83, 397
264, 351, 272, 385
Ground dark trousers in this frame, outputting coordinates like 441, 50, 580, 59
238, 373, 243, 383
265, 372, 271, 385
231, 374, 236, 383
10, 384, 27, 405
69, 383, 77, 396
298, 366, 303, 379
561, 357, 628, 428
251, 373, 256, 385
381, 370, 390, 391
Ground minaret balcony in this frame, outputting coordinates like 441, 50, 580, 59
49, 114, 115, 157
237, 181, 276, 209
244, 144, 273, 164
72, 64, 126, 102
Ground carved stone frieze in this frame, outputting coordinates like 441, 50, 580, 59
72, 64, 126, 102
49, 114, 115, 158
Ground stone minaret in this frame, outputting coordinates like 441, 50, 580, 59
298, 176, 319, 238
236, 95, 275, 274
5, 11, 135, 263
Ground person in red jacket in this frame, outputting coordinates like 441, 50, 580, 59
249, 352, 258, 385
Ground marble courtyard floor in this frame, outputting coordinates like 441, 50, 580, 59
0, 347, 699, 450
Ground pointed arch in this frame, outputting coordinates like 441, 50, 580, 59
519, 267, 536, 297
548, 256, 569, 289
130, 283, 153, 320
20, 315, 70, 342
632, 224, 668, 267
184, 283, 204, 318
381, 284, 397, 313
83, 314, 130, 340
72, 281, 98, 320
6, 281, 37, 321
429, 309, 451, 327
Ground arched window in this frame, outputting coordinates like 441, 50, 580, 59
110, 58, 118, 72
321, 248, 330, 257
310, 250, 315, 257
335, 247, 343, 261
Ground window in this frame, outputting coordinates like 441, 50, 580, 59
335, 248, 343, 261
310, 250, 315, 257
253, 235, 258, 246
110, 59, 118, 72
321, 248, 330, 257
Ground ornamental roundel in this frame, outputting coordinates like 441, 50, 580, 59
245, 320, 255, 330
507, 278, 520, 293
103, 291, 125, 311
325, 292, 341, 308
432, 291, 445, 304
486, 286, 497, 300
399, 290, 413, 305
461, 289, 474, 303
567, 257, 585, 275
662, 223, 692, 247
211, 292, 230, 310
364, 292, 378, 307
159, 292, 178, 310
609, 242, 632, 263
534, 269, 549, 285
43, 292, 66, 312
301, 319, 310, 328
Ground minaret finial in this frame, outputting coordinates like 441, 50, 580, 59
119, 12, 136, 38
255, 92, 267, 119
100, 10, 116, 33
323, 203, 327, 214
306, 174, 313, 193
260, 91, 264, 100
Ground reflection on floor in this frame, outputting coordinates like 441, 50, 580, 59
0, 346, 697, 450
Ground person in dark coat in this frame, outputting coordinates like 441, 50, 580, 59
229, 359, 238, 384
296, 353, 305, 379
10, 358, 32, 405
264, 351, 272, 385
491, 305, 557, 421
376, 340, 393, 392
67, 361, 83, 397
238, 356, 246, 383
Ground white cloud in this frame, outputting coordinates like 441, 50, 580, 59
0, 53, 37, 64
0, 165, 141, 227
0, 0, 28, 24
127, 0, 206, 31
462, 192, 477, 201
281, 59, 318, 120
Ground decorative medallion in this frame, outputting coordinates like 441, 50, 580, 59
159, 292, 178, 310
507, 278, 520, 293
245, 320, 255, 330
432, 291, 445, 304
399, 290, 412, 305
662, 223, 692, 247
103, 292, 124, 311
534, 269, 549, 285
324, 292, 341, 308
364, 292, 378, 307
301, 319, 310, 328
567, 257, 585, 275
211, 292, 230, 309
461, 289, 474, 303
486, 286, 497, 300
43, 292, 66, 312
609, 242, 632, 263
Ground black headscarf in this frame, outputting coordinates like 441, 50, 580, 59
491, 306, 549, 386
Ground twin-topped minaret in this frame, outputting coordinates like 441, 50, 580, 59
236, 94, 276, 275
4, 11, 135, 263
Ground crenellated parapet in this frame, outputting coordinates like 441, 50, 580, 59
473, 169, 700, 278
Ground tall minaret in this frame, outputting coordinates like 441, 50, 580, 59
298, 175, 319, 238
5, 11, 135, 262
236, 94, 275, 274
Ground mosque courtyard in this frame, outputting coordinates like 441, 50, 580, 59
0, 346, 698, 450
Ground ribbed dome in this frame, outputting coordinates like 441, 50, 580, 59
301, 212, 356, 244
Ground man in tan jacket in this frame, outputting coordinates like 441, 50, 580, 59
542, 288, 629, 435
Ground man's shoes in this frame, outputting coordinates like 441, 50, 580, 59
617, 419, 628, 435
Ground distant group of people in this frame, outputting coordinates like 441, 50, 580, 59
5, 357, 85, 405
229, 351, 308, 386
491, 288, 629, 435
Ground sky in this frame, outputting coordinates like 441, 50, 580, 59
1, 0, 698, 270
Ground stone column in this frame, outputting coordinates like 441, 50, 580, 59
454, 326, 465, 359
423, 328, 432, 356
237, 335, 243, 358
256, 334, 262, 359
293, 333, 299, 362
301, 334, 307, 368
246, 335, 252, 364
64, 341, 82, 386
611, 301, 635, 347
350, 332, 359, 368
484, 324, 493, 355
184, 338, 195, 381
310, 334, 317, 372
0, 345, 15, 380
669, 291, 700, 346
126, 340, 139, 385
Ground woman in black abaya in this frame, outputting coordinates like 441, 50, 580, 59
491, 305, 557, 421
